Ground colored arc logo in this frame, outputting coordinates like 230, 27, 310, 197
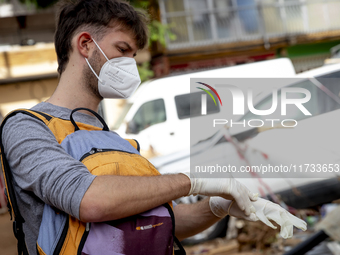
196, 82, 223, 106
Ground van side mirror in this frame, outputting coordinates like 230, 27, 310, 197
126, 120, 138, 134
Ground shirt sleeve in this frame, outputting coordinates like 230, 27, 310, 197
2, 113, 96, 219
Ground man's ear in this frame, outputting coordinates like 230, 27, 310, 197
76, 32, 93, 58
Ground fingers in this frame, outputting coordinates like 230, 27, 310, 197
228, 200, 257, 222
203, 178, 258, 217
230, 192, 248, 216
257, 212, 277, 229
267, 209, 284, 226
280, 224, 293, 239
266, 205, 307, 238
278, 213, 306, 238
237, 185, 256, 216
288, 213, 307, 231
258, 213, 277, 229
245, 212, 257, 222
251, 198, 307, 238
249, 191, 259, 201
233, 195, 252, 216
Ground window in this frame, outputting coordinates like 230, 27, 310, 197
160, 0, 337, 49
160, 0, 259, 47
175, 91, 220, 119
126, 99, 166, 134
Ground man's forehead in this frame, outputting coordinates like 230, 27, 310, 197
106, 24, 138, 49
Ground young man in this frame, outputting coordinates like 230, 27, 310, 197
1, 0, 305, 254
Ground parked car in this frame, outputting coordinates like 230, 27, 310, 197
103, 58, 296, 157
150, 62, 340, 243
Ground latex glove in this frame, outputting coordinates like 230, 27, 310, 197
209, 197, 307, 239
209, 196, 257, 221
183, 173, 257, 216
252, 198, 307, 238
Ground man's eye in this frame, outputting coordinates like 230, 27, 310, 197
119, 48, 127, 53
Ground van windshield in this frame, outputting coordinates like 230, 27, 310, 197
112, 102, 133, 130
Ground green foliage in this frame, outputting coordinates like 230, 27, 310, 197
128, 0, 177, 46
129, 0, 149, 9
148, 20, 176, 47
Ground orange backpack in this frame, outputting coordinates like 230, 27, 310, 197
1, 108, 185, 255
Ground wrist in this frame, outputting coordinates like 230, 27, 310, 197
180, 172, 193, 196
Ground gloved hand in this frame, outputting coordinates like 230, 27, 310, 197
252, 198, 307, 238
209, 196, 307, 239
183, 173, 257, 216
209, 196, 257, 221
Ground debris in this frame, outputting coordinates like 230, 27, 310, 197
237, 220, 279, 252
184, 239, 238, 255
184, 208, 314, 255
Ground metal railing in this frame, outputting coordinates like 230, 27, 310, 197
159, 0, 340, 50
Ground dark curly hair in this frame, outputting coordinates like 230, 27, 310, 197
54, 0, 149, 75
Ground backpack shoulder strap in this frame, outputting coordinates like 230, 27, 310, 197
2, 109, 52, 127
0, 109, 51, 255
125, 139, 140, 152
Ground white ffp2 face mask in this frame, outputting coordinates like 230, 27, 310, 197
85, 38, 141, 98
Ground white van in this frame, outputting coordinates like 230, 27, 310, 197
102, 58, 296, 157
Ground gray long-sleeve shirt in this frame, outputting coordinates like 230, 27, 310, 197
2, 102, 99, 255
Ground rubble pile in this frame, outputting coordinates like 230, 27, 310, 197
184, 205, 340, 255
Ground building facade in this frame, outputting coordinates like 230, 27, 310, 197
152, 0, 340, 76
